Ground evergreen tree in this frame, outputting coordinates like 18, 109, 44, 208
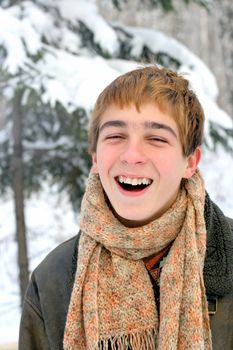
0, 0, 232, 310
0, 0, 232, 210
108, 0, 212, 12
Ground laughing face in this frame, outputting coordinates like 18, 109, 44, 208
92, 103, 200, 227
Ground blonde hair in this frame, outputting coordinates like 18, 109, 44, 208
88, 65, 204, 156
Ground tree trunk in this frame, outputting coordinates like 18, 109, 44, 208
12, 89, 29, 307
214, 0, 233, 118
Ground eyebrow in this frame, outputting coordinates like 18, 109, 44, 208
99, 119, 177, 139
144, 121, 177, 139
99, 120, 126, 132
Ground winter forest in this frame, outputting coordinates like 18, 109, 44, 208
0, 0, 233, 347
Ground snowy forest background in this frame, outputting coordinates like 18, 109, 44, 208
0, 0, 233, 347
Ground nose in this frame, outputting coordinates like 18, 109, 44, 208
119, 140, 147, 164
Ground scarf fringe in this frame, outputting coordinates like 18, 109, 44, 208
99, 327, 158, 350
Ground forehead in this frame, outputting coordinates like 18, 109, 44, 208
98, 103, 179, 135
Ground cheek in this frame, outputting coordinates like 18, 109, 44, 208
152, 152, 186, 178
96, 146, 117, 172
152, 153, 175, 173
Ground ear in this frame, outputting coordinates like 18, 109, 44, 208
183, 146, 201, 179
91, 152, 99, 174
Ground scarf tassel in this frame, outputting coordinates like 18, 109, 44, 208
99, 327, 158, 350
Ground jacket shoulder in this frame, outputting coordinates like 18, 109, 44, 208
25, 234, 79, 316
21, 234, 79, 350
34, 234, 78, 279
227, 216, 233, 230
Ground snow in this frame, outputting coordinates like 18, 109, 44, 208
15, 1, 82, 55
201, 147, 233, 216
116, 24, 218, 100
0, 0, 233, 347
0, 183, 78, 345
35, 52, 121, 112
1, 0, 232, 140
0, 7, 41, 74
23, 136, 73, 150
45, 0, 120, 55
0, 127, 10, 143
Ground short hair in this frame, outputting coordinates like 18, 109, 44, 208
88, 65, 204, 156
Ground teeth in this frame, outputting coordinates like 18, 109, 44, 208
118, 176, 152, 186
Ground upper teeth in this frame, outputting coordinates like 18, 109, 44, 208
118, 176, 152, 186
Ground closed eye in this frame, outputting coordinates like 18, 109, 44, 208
105, 134, 125, 140
149, 137, 167, 143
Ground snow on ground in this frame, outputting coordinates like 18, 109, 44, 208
0, 146, 232, 346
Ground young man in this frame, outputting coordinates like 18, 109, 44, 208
19, 66, 233, 350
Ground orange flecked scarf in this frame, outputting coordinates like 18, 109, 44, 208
63, 170, 212, 350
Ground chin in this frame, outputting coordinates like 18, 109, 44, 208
116, 209, 142, 220
115, 209, 154, 227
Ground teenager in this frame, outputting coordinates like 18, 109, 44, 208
19, 66, 233, 350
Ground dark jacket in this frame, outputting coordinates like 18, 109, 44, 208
19, 216, 233, 350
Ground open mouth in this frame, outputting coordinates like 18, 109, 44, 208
115, 176, 153, 192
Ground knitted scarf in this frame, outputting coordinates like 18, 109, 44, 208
64, 171, 212, 350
